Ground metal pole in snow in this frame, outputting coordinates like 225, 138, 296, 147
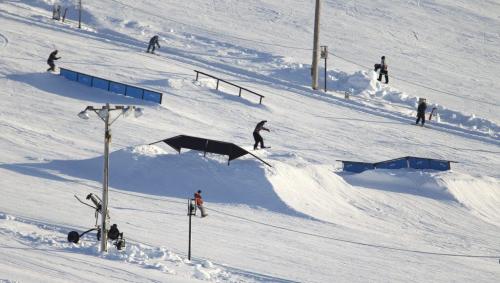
324, 54, 327, 92
188, 199, 193, 260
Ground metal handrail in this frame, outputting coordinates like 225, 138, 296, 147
194, 70, 265, 104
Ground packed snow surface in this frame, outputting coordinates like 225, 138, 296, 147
0, 0, 499, 282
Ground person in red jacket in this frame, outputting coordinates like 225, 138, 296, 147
194, 190, 207, 217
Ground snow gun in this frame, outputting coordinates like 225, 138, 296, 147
67, 193, 126, 250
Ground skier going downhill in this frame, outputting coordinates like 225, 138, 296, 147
46, 50, 60, 72
374, 56, 389, 84
253, 120, 270, 150
416, 99, 428, 126
147, 35, 160, 54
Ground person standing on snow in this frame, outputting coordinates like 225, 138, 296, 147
374, 56, 389, 84
46, 50, 61, 72
147, 35, 160, 54
194, 190, 207, 218
415, 99, 427, 126
253, 120, 270, 150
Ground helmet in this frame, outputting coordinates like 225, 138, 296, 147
381, 56, 385, 59
197, 190, 202, 193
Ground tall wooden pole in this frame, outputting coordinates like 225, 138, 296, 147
311, 0, 321, 90
78, 0, 82, 29
100, 104, 110, 252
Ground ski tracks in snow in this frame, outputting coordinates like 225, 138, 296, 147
0, 33, 8, 48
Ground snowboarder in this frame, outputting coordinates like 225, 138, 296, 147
374, 56, 389, 84
415, 98, 427, 126
147, 35, 160, 54
52, 5, 61, 20
46, 50, 61, 72
194, 190, 207, 217
253, 120, 270, 150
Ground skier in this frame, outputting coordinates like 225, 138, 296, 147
147, 35, 160, 54
46, 50, 61, 72
253, 120, 270, 150
374, 56, 389, 84
194, 190, 207, 217
415, 98, 427, 126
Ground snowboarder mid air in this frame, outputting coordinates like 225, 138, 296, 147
416, 99, 427, 126
374, 56, 389, 84
253, 120, 270, 150
194, 190, 207, 218
46, 50, 61, 72
147, 35, 160, 54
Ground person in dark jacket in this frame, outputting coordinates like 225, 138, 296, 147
253, 120, 270, 150
147, 35, 160, 53
46, 50, 60, 72
194, 190, 207, 217
374, 56, 389, 84
416, 99, 427, 126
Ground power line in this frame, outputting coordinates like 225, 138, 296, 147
205, 207, 500, 260
110, 0, 497, 107
327, 52, 499, 107
68, 187, 500, 260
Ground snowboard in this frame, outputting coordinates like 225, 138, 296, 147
253, 146, 271, 151
145, 51, 160, 56
412, 123, 430, 128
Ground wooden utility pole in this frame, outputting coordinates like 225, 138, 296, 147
78, 0, 82, 29
101, 103, 110, 252
311, 0, 321, 90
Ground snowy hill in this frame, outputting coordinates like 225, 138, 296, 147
0, 0, 499, 282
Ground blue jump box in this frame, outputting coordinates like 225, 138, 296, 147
59, 68, 163, 104
339, 156, 454, 173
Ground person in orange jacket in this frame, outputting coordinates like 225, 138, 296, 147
194, 190, 207, 217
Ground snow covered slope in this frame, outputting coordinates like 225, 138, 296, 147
0, 0, 499, 282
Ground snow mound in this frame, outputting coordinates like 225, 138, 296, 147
0, 214, 234, 282
343, 169, 458, 201
271, 64, 499, 138
440, 173, 500, 225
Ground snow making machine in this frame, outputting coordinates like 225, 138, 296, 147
67, 193, 125, 250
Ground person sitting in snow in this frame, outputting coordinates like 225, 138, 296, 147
147, 35, 161, 54
253, 120, 270, 150
374, 55, 389, 84
46, 50, 61, 72
194, 190, 207, 218
415, 98, 427, 126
